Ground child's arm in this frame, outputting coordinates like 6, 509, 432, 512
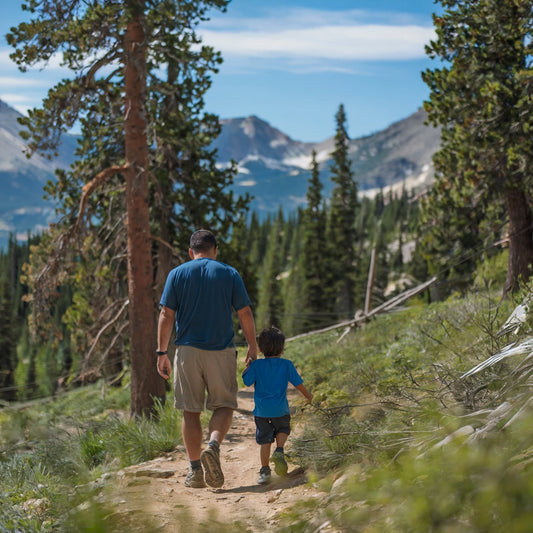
295, 383, 313, 402
242, 365, 254, 387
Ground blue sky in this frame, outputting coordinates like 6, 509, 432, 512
0, 0, 440, 142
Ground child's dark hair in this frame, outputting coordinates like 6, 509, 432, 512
257, 326, 285, 357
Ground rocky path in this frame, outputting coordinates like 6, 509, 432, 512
105, 390, 326, 532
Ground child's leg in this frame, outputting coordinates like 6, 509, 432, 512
255, 418, 273, 484
271, 430, 289, 476
270, 416, 291, 476
275, 431, 289, 449
260, 442, 272, 467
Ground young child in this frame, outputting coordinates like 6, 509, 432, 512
242, 326, 313, 484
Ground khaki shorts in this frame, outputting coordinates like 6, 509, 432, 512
173, 345, 238, 412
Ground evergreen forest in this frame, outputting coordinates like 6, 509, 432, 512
0, 162, 424, 403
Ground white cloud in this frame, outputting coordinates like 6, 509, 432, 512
202, 24, 433, 62
201, 7, 435, 67
0, 77, 51, 89
206, 7, 426, 32
0, 49, 12, 65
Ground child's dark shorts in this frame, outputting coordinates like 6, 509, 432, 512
254, 415, 291, 445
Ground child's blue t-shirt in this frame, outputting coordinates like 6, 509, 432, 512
242, 357, 304, 418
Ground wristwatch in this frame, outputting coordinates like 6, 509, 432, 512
156, 350, 168, 356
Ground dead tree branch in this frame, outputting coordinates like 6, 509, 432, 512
75, 164, 129, 231
287, 276, 437, 343
80, 298, 129, 378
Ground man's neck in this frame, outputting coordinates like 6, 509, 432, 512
192, 251, 217, 260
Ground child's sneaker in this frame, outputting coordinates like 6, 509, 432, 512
257, 466, 271, 485
270, 449, 288, 476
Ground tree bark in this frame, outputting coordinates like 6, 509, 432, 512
124, 3, 165, 417
504, 187, 533, 296
154, 207, 174, 302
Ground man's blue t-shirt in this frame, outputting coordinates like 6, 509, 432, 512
160, 258, 251, 350
242, 357, 304, 418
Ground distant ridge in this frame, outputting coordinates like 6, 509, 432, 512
0, 99, 440, 247
0, 100, 78, 248
213, 108, 440, 212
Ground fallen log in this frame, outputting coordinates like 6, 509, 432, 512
286, 276, 437, 343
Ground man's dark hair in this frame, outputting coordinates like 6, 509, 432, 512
258, 326, 285, 357
190, 229, 217, 253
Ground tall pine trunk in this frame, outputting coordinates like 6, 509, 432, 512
124, 2, 165, 417
504, 187, 533, 296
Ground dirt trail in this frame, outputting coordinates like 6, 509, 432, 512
106, 390, 327, 532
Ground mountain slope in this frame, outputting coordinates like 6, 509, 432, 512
0, 100, 77, 247
0, 99, 440, 247
214, 108, 440, 213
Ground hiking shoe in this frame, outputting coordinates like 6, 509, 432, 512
257, 466, 271, 485
184, 467, 206, 488
270, 449, 288, 476
201, 444, 224, 488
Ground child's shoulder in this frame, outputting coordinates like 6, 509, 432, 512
261, 356, 293, 365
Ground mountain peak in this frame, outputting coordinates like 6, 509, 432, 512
214, 116, 310, 163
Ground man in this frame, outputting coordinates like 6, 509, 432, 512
156, 229, 258, 488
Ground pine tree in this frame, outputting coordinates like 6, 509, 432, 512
7, 0, 246, 416
298, 151, 330, 330
327, 105, 359, 318
422, 0, 533, 296
0, 276, 16, 401
282, 215, 304, 336
256, 210, 285, 329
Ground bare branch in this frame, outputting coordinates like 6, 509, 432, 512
80, 298, 129, 376
75, 164, 128, 231
151, 234, 174, 252
93, 320, 129, 378
287, 277, 438, 343
81, 50, 121, 88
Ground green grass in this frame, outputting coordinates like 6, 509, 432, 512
276, 285, 533, 531
0, 384, 181, 532
3, 278, 533, 531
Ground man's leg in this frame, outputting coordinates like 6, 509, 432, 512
201, 407, 232, 488
182, 411, 203, 461
208, 406, 233, 444
182, 410, 206, 488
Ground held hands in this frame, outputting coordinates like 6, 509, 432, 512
244, 346, 258, 368
157, 354, 172, 380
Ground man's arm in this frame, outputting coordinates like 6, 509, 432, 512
237, 305, 258, 366
156, 305, 175, 380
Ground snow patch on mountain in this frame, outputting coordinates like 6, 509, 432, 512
270, 137, 289, 148
241, 119, 255, 138
237, 154, 300, 171
362, 162, 434, 199
283, 147, 331, 169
